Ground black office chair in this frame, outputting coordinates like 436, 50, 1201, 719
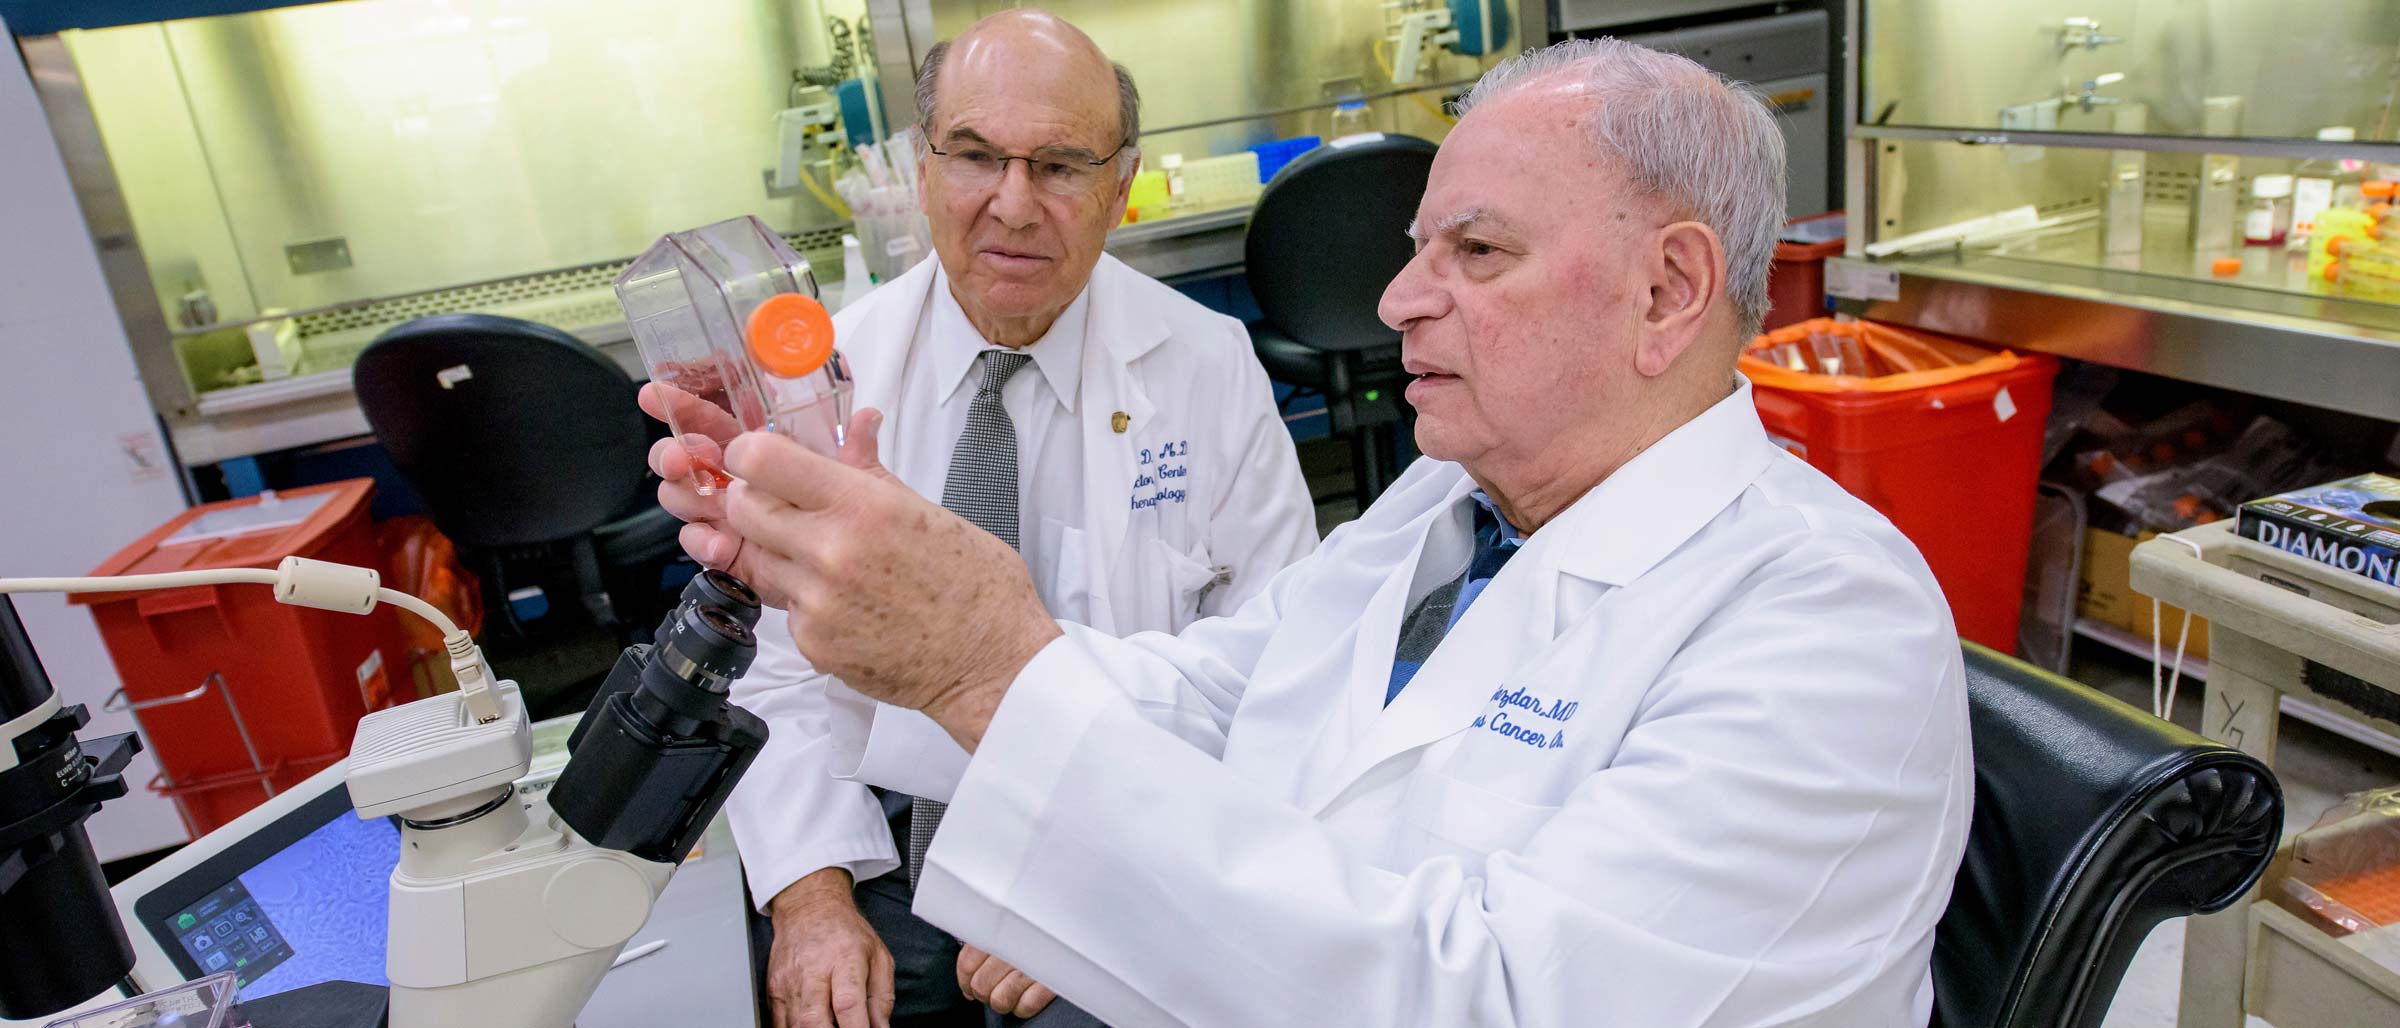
1244, 135, 1437, 507
353, 313, 683, 639
1933, 643, 2282, 1028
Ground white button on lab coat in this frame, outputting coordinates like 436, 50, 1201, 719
724, 253, 1319, 905
861, 380, 1973, 1027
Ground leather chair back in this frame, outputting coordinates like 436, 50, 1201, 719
1934, 644, 2281, 1028
355, 313, 651, 549
1244, 134, 1438, 354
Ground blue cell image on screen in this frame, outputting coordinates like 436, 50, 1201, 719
171, 812, 399, 998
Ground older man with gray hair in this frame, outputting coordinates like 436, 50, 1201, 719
690, 36, 1973, 1027
648, 9, 1319, 1028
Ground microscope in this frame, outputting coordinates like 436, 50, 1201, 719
0, 595, 142, 1021
0, 566, 769, 1027
349, 569, 769, 1027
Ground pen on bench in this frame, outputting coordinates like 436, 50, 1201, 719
611, 940, 669, 969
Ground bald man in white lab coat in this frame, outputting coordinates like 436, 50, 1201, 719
687, 36, 1971, 1028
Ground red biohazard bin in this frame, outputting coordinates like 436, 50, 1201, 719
69, 479, 407, 836
1763, 211, 1847, 331
1744, 319, 2058, 652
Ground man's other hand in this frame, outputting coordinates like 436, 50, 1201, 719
721, 429, 1060, 750
642, 384, 889, 596
957, 944, 1057, 1019
766, 867, 895, 1028
640, 381, 747, 569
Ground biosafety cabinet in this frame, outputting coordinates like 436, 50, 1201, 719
1836, 0, 2400, 426
10, 0, 1536, 468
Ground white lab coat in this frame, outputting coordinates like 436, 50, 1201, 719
865, 380, 1973, 1027
726, 253, 1319, 903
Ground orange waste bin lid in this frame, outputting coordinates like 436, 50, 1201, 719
1741, 317, 2022, 393
68, 479, 378, 605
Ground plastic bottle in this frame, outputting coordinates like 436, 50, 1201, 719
2291, 128, 2366, 248
2245, 174, 2294, 246
617, 216, 853, 493
2331, 144, 2369, 209
1160, 153, 1190, 210
1330, 100, 1372, 139
744, 293, 853, 457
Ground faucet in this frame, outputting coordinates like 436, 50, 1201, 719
2059, 17, 2126, 53
2065, 72, 2128, 114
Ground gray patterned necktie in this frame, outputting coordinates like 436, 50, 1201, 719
908, 349, 1032, 885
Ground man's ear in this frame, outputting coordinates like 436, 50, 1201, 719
1109, 152, 1140, 218
1635, 221, 1726, 378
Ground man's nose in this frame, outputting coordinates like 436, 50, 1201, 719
987, 161, 1045, 230
1378, 249, 1447, 331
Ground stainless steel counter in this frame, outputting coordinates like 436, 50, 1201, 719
1107, 204, 1254, 282
165, 206, 1256, 466
1832, 214, 2400, 424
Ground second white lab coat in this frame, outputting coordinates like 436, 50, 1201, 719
865, 380, 1974, 1027
726, 253, 1318, 903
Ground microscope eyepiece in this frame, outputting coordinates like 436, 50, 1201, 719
550, 575, 771, 863
683, 569, 762, 627
653, 599, 756, 694
696, 604, 750, 642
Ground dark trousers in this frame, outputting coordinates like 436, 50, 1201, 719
854, 869, 1105, 1028
747, 790, 1105, 1028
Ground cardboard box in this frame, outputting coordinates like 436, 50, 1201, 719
2079, 527, 2212, 662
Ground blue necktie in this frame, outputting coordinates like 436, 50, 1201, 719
1385, 504, 1520, 705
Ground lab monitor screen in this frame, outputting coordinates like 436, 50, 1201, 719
130, 785, 398, 999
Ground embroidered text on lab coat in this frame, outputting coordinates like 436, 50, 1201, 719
1469, 686, 1578, 749
1131, 438, 1193, 510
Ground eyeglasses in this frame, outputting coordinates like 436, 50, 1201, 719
925, 138, 1131, 197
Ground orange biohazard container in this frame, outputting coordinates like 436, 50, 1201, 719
69, 479, 408, 836
1744, 319, 2059, 651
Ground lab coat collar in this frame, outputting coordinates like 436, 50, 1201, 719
1305, 378, 1775, 812
1294, 468, 1479, 809
1067, 257, 1167, 630
927, 261, 1090, 415
829, 252, 1172, 633
836, 256, 939, 418
1543, 376, 1775, 588
1082, 254, 1172, 368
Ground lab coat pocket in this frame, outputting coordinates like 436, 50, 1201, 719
1402, 771, 1562, 870
1034, 518, 1093, 626
1129, 537, 1219, 633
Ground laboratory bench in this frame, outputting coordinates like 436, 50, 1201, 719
163, 205, 1257, 469
579, 812, 764, 1028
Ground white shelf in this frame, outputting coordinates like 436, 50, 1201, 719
2280, 694, 2400, 763
2072, 616, 2208, 681
2071, 618, 2400, 760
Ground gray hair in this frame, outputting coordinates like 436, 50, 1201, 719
1458, 38, 1787, 339
914, 40, 1144, 180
